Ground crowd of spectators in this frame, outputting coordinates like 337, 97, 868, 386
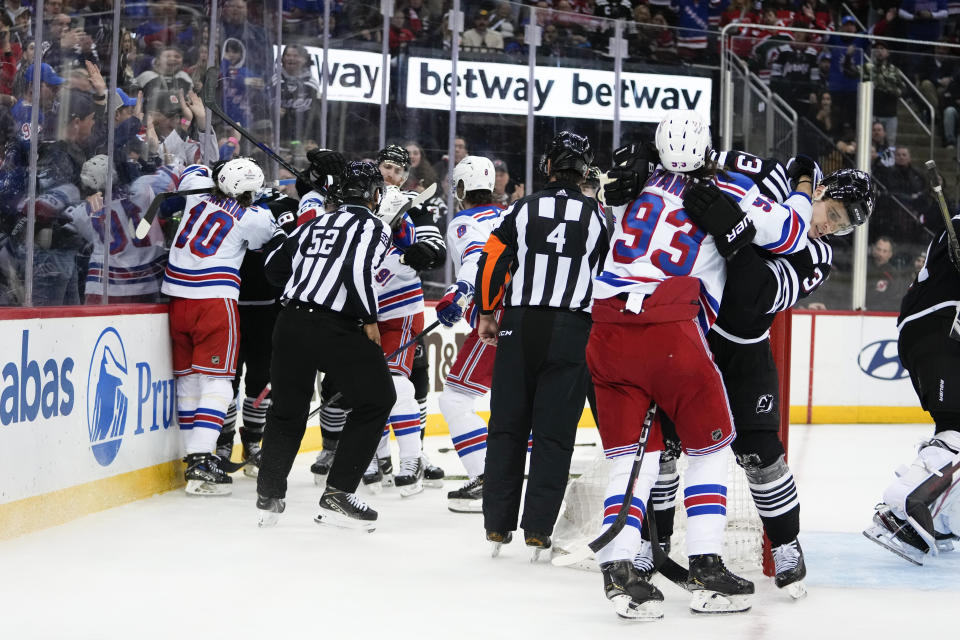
0, 0, 956, 310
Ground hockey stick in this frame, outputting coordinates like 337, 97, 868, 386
305, 318, 445, 422
924, 160, 960, 272
201, 66, 317, 189
134, 188, 212, 240
135, 179, 301, 241
552, 403, 657, 568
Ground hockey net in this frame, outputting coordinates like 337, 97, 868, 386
552, 313, 792, 575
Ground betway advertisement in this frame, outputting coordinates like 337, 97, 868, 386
0, 312, 180, 504
405, 57, 712, 122
275, 45, 387, 104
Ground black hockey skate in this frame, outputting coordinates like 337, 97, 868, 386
395, 457, 424, 498
310, 449, 335, 486
184, 453, 233, 496
863, 504, 929, 565
487, 530, 513, 557
379, 456, 395, 488
241, 441, 261, 478
687, 554, 754, 613
361, 457, 384, 494
524, 530, 552, 562
772, 539, 807, 599
421, 453, 445, 489
447, 475, 483, 513
314, 487, 378, 532
600, 560, 664, 620
256, 494, 285, 528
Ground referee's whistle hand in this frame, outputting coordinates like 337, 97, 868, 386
364, 323, 382, 346
477, 314, 499, 346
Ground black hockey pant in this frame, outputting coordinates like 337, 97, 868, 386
257, 305, 395, 499
483, 307, 591, 535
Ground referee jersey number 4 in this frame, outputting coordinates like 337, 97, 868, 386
478, 184, 609, 312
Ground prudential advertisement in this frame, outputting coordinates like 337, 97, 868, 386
0, 312, 181, 504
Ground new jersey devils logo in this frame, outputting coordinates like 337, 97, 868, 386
756, 394, 774, 414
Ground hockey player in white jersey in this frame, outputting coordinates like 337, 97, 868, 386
357, 184, 429, 497
586, 109, 821, 620
435, 155, 505, 512
162, 158, 277, 495
68, 155, 181, 304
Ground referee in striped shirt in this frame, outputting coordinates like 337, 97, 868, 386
256, 161, 397, 529
475, 131, 609, 552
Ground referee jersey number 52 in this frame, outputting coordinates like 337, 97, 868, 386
476, 184, 609, 312
265, 204, 391, 324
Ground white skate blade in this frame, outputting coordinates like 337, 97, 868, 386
399, 480, 424, 498
312, 472, 328, 487
258, 510, 280, 528
530, 547, 550, 563
314, 510, 377, 533
424, 478, 444, 489
863, 525, 925, 565
609, 594, 664, 620
185, 480, 231, 496
491, 542, 506, 558
781, 580, 807, 600
448, 498, 482, 513
689, 590, 752, 614
550, 545, 592, 568
936, 537, 957, 553
381, 474, 395, 488
243, 465, 259, 478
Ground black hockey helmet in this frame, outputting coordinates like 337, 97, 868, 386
819, 168, 876, 236
539, 131, 594, 177
338, 161, 384, 204
377, 144, 410, 169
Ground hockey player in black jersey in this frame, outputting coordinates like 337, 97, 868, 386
214, 187, 298, 477
864, 169, 960, 565
677, 159, 874, 598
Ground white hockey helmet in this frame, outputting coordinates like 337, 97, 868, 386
655, 109, 712, 173
452, 155, 495, 203
216, 157, 265, 198
80, 154, 116, 192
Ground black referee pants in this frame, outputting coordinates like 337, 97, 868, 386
257, 305, 395, 499
483, 307, 591, 536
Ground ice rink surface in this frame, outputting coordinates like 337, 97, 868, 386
1, 422, 955, 639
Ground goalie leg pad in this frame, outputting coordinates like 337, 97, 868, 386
883, 431, 960, 547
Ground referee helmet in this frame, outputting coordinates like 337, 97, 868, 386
540, 131, 594, 178
338, 161, 385, 205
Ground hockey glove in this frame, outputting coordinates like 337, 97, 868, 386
402, 237, 445, 271
786, 154, 823, 192
436, 281, 472, 327
683, 181, 756, 258
307, 148, 346, 181
600, 142, 659, 206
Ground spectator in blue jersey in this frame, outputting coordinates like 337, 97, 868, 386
827, 16, 866, 123
11, 63, 63, 146
676, 0, 711, 63
135, 0, 196, 56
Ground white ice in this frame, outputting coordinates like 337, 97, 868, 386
1, 423, 955, 639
